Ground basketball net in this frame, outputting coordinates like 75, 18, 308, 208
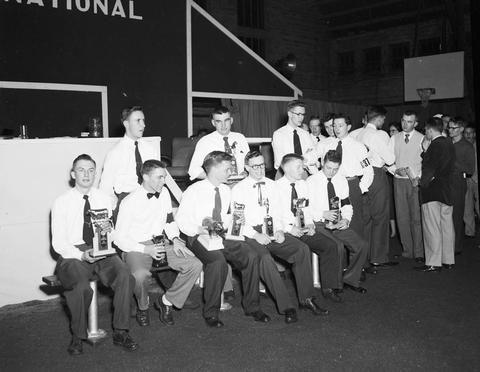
416, 88, 435, 108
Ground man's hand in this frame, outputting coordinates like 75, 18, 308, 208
305, 224, 316, 236
395, 168, 407, 177
274, 230, 285, 243
253, 232, 272, 245
172, 238, 194, 258
82, 249, 106, 263
289, 226, 304, 237
144, 244, 164, 260
336, 219, 349, 230
323, 210, 339, 222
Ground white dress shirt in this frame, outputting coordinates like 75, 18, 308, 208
274, 176, 313, 232
355, 123, 395, 168
176, 179, 232, 237
388, 130, 424, 179
306, 172, 353, 223
272, 124, 318, 169
188, 131, 250, 180
231, 176, 282, 238
99, 135, 160, 196
114, 186, 179, 253
52, 187, 113, 260
317, 135, 373, 193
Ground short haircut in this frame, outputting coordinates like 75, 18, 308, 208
403, 110, 417, 119
244, 150, 263, 165
389, 121, 402, 132
141, 159, 167, 176
452, 116, 468, 128
121, 106, 143, 123
287, 100, 306, 111
466, 123, 476, 131
321, 112, 335, 125
366, 105, 387, 122
324, 149, 342, 165
333, 113, 351, 126
281, 153, 304, 168
308, 115, 321, 123
425, 117, 443, 133
72, 154, 96, 169
210, 105, 230, 119
202, 151, 233, 173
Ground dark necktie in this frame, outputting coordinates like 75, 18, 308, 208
327, 178, 337, 210
405, 133, 410, 144
293, 130, 302, 155
290, 182, 298, 215
147, 192, 160, 199
134, 141, 143, 184
254, 181, 265, 205
316, 136, 320, 142
83, 195, 94, 246
212, 187, 222, 222
336, 140, 343, 160
223, 137, 232, 154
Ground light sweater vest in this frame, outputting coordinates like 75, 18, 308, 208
393, 130, 423, 177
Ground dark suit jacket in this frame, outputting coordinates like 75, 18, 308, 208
420, 136, 456, 205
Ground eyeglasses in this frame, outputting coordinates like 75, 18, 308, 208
290, 111, 305, 117
249, 163, 266, 170
448, 126, 461, 130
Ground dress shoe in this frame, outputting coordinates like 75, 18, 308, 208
415, 257, 425, 264
344, 283, 367, 294
182, 298, 200, 310
112, 331, 138, 352
299, 297, 329, 316
205, 316, 224, 328
322, 288, 343, 303
371, 261, 399, 268
136, 309, 150, 327
67, 336, 83, 355
284, 308, 298, 324
155, 298, 174, 325
223, 290, 235, 301
414, 265, 442, 272
360, 269, 367, 282
246, 310, 271, 323
364, 266, 378, 275
442, 264, 454, 269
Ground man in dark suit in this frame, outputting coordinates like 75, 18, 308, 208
416, 117, 456, 272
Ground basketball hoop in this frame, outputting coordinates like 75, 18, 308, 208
416, 88, 436, 108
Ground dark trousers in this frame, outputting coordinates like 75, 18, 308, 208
300, 229, 341, 290
347, 177, 366, 239
188, 237, 261, 318
452, 175, 467, 253
55, 254, 134, 339
246, 235, 314, 313
316, 224, 368, 288
364, 167, 390, 264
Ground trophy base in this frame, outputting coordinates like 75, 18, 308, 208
225, 234, 244, 241
91, 248, 117, 258
87, 328, 108, 345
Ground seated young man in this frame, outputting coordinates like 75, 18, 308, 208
275, 153, 343, 303
176, 151, 270, 328
307, 150, 368, 294
51, 154, 138, 355
232, 150, 329, 323
115, 160, 202, 327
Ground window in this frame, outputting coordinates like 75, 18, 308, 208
338, 51, 355, 76
239, 36, 265, 57
363, 47, 381, 73
238, 0, 264, 29
389, 42, 410, 70
419, 37, 441, 56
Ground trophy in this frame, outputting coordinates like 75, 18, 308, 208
151, 234, 168, 269
88, 209, 117, 257
293, 198, 309, 230
262, 198, 274, 238
227, 202, 245, 240
325, 196, 341, 230
230, 142, 239, 176
199, 217, 226, 251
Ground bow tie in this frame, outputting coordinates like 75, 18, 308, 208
147, 192, 160, 199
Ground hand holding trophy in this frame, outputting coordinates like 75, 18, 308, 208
88, 209, 117, 257
293, 197, 310, 234
325, 196, 341, 230
227, 202, 245, 241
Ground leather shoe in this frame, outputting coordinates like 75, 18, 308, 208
344, 283, 367, 294
284, 308, 298, 324
442, 264, 454, 269
182, 298, 200, 310
364, 266, 378, 275
414, 265, 442, 272
299, 297, 329, 316
155, 298, 174, 325
67, 336, 83, 355
371, 261, 399, 268
322, 288, 343, 303
360, 269, 367, 282
205, 316, 224, 328
415, 257, 425, 264
112, 331, 138, 352
136, 309, 150, 327
247, 310, 271, 323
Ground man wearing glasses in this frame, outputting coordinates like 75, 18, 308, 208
272, 100, 319, 179
448, 117, 475, 255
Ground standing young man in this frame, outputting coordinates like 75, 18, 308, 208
52, 154, 137, 355
463, 124, 478, 237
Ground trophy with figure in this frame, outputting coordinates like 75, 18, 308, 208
293, 197, 309, 232
227, 202, 245, 240
262, 198, 275, 238
325, 196, 341, 230
88, 209, 117, 257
